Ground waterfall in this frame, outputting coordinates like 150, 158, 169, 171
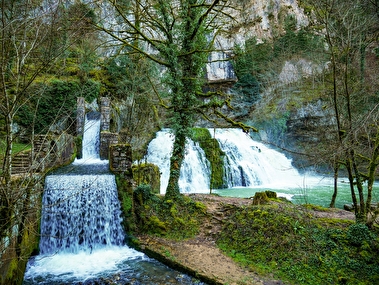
24, 115, 202, 284
144, 128, 307, 194
144, 129, 211, 194
81, 116, 100, 160
214, 128, 303, 189
39, 175, 125, 255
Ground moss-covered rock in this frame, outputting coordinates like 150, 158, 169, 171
115, 174, 136, 233
132, 163, 160, 194
265, 190, 277, 199
252, 192, 269, 205
1, 178, 42, 285
191, 128, 226, 189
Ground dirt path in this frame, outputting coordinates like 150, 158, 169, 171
136, 194, 355, 285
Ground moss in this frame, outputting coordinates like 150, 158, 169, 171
132, 163, 160, 194
252, 192, 269, 205
4, 258, 18, 282
115, 174, 136, 233
191, 128, 226, 189
75, 136, 82, 159
217, 203, 379, 285
265, 190, 277, 199
147, 216, 167, 235
2, 227, 40, 285
130, 189, 206, 240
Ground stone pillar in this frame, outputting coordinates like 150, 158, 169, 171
109, 144, 133, 179
100, 132, 119, 160
100, 97, 111, 132
76, 97, 85, 136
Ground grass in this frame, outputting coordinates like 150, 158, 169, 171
0, 140, 31, 158
0, 140, 31, 174
216, 202, 379, 285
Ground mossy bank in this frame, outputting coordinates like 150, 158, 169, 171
116, 184, 379, 285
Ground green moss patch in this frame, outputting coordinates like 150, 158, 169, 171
126, 185, 206, 240
217, 203, 379, 285
190, 128, 226, 189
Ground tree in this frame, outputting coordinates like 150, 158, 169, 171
99, 0, 256, 199
306, 0, 379, 222
102, 53, 163, 161
0, 1, 99, 279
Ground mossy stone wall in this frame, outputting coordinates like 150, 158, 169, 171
1, 177, 42, 285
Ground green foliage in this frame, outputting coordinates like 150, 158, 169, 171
102, 55, 159, 99
17, 79, 99, 135
232, 74, 260, 104
346, 223, 374, 246
134, 184, 159, 205
233, 37, 273, 78
273, 15, 325, 59
217, 204, 379, 285
232, 20, 326, 106
190, 128, 226, 189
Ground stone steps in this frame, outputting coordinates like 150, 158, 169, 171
11, 151, 31, 174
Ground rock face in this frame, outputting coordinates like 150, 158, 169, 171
286, 99, 336, 145
203, 0, 339, 170
207, 0, 309, 82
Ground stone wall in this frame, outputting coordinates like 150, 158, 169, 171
33, 133, 75, 172
100, 97, 111, 132
109, 144, 133, 178
100, 132, 118, 160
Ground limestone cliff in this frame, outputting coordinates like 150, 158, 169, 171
205, 0, 338, 170
207, 0, 309, 81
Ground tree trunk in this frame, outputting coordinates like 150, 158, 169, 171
165, 132, 186, 200
329, 162, 339, 208
345, 157, 359, 217
366, 130, 379, 217
3, 113, 13, 190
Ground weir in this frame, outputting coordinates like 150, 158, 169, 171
23, 114, 204, 285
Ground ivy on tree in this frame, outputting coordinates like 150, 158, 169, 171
99, 0, 257, 199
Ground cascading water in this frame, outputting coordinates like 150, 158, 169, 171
144, 129, 211, 194
81, 113, 101, 160
23, 114, 204, 285
144, 128, 307, 194
213, 128, 304, 188
143, 128, 352, 206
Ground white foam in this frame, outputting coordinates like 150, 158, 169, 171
24, 246, 145, 281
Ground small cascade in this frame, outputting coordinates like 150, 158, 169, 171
81, 115, 101, 160
74, 112, 103, 164
144, 129, 211, 194
179, 139, 211, 193
213, 128, 303, 189
24, 115, 203, 284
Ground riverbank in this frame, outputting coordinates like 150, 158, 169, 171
133, 194, 356, 285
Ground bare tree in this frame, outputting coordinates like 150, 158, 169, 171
307, 0, 379, 222
0, 0, 98, 281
